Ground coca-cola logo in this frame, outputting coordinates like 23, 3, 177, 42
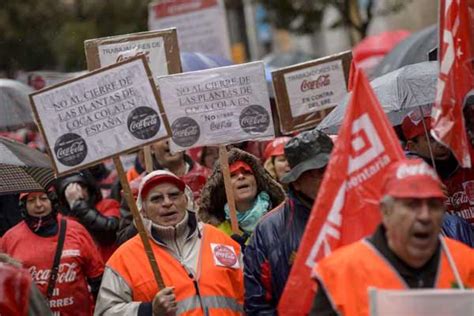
172, 117, 200, 147
239, 105, 270, 134
300, 75, 330, 92
29, 262, 78, 286
449, 191, 469, 208
54, 133, 87, 167
127, 107, 161, 140
116, 51, 151, 64
214, 245, 237, 267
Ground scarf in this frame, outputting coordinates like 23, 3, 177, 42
224, 191, 271, 233
24, 212, 58, 237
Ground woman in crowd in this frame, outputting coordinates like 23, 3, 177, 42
199, 148, 286, 244
0, 189, 104, 316
262, 137, 291, 186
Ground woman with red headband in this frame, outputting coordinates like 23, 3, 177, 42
199, 148, 286, 244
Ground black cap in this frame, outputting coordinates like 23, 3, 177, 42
280, 129, 333, 183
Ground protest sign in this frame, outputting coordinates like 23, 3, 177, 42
84, 29, 181, 80
156, 61, 275, 152
30, 55, 171, 175
272, 51, 352, 134
148, 0, 231, 59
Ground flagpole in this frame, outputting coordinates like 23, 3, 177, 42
418, 106, 437, 169
439, 235, 465, 290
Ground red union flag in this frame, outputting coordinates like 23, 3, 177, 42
278, 69, 404, 315
431, 0, 473, 168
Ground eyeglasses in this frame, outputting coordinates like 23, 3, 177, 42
148, 190, 183, 204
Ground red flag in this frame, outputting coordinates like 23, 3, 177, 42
431, 0, 473, 168
278, 69, 404, 315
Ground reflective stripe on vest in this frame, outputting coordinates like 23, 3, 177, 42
177, 295, 243, 315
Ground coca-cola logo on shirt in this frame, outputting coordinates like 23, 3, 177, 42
239, 105, 270, 134
171, 117, 200, 147
54, 133, 87, 166
300, 75, 330, 92
29, 262, 78, 286
127, 106, 161, 140
449, 191, 469, 208
214, 245, 237, 267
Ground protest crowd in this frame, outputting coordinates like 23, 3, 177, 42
1, 1, 474, 316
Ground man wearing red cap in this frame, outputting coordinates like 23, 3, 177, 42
310, 159, 474, 316
95, 170, 244, 315
401, 111, 474, 227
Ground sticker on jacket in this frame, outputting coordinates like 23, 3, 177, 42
210, 243, 240, 269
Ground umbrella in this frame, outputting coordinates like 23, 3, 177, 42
372, 25, 437, 78
0, 137, 55, 195
180, 52, 233, 72
318, 61, 438, 134
0, 79, 35, 131
353, 30, 410, 75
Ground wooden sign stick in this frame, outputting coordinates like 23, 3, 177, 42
113, 156, 165, 289
219, 145, 242, 235
143, 145, 154, 173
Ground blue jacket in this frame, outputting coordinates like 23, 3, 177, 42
244, 189, 311, 315
442, 213, 474, 247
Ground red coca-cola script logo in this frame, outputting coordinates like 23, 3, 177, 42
116, 51, 151, 64
300, 75, 330, 92
54, 133, 87, 166
214, 245, 237, 267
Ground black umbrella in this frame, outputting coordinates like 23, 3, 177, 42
0, 137, 55, 195
372, 25, 437, 78
318, 61, 437, 133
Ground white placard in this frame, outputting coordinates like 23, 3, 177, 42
30, 57, 169, 174
283, 59, 347, 117
148, 0, 231, 59
97, 37, 169, 78
157, 61, 274, 152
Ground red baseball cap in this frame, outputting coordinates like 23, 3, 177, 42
229, 161, 253, 175
401, 111, 432, 140
381, 159, 445, 199
140, 170, 185, 199
263, 137, 291, 161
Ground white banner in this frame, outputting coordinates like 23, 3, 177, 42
156, 61, 274, 152
30, 57, 169, 174
284, 59, 347, 117
148, 0, 231, 59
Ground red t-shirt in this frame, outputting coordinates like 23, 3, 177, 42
444, 167, 474, 225
0, 218, 104, 316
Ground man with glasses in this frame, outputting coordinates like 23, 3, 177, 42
95, 170, 244, 316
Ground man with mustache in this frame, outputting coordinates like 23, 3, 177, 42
310, 159, 474, 316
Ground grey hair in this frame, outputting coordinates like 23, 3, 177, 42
380, 195, 395, 212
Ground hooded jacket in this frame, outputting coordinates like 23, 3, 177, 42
55, 171, 120, 260
198, 148, 286, 231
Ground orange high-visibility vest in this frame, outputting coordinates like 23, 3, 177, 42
108, 224, 244, 315
314, 238, 474, 316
